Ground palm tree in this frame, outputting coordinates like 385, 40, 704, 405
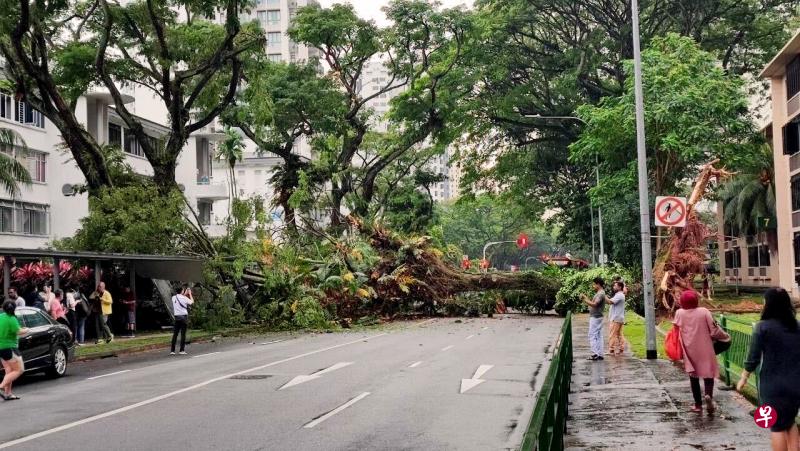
216, 127, 244, 213
719, 145, 775, 237
0, 128, 32, 196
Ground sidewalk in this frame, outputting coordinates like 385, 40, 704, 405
565, 315, 768, 450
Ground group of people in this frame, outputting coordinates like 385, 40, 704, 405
5, 281, 137, 345
583, 278, 800, 451
580, 276, 627, 360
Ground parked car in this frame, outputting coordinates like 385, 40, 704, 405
0, 307, 75, 378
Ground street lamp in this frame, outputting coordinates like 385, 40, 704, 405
522, 114, 606, 265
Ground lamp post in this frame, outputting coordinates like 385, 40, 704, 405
522, 114, 606, 265
631, 0, 658, 359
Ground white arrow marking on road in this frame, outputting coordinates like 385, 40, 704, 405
459, 364, 494, 394
466, 335, 474, 340
441, 345, 454, 351
409, 361, 422, 368
87, 370, 130, 380
303, 392, 370, 428
279, 362, 353, 390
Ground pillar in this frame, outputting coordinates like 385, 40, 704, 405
3, 257, 10, 298
94, 260, 102, 287
52, 257, 61, 292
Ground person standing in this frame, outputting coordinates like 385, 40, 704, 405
121, 286, 136, 338
31, 292, 45, 311
48, 289, 68, 326
65, 291, 77, 340
673, 290, 728, 414
580, 277, 606, 361
0, 301, 29, 400
170, 285, 194, 355
90, 282, 113, 344
6, 288, 23, 308
41, 285, 55, 312
606, 281, 626, 356
737, 288, 800, 451
73, 289, 90, 345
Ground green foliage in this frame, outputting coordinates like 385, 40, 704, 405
572, 34, 758, 199
290, 296, 332, 329
719, 144, 775, 236
0, 128, 31, 196
446, 291, 497, 317
190, 285, 244, 331
58, 185, 190, 254
554, 265, 637, 317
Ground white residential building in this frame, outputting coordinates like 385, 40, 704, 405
0, 86, 229, 249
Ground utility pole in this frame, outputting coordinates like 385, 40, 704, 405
631, 0, 657, 359
596, 154, 605, 265
590, 205, 597, 265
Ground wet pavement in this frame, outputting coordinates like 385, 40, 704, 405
565, 315, 769, 450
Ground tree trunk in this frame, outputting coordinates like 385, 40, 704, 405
152, 161, 179, 194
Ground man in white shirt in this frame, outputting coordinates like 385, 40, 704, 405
606, 281, 626, 355
170, 285, 194, 355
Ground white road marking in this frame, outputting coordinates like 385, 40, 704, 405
409, 361, 422, 368
191, 352, 221, 359
0, 333, 387, 449
460, 364, 494, 394
279, 362, 354, 390
87, 370, 130, 380
416, 318, 436, 327
472, 364, 494, 379
260, 339, 286, 345
482, 326, 488, 330
303, 392, 371, 429
441, 345, 454, 351
466, 335, 474, 340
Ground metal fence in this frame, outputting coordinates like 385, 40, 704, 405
520, 313, 573, 451
716, 314, 759, 402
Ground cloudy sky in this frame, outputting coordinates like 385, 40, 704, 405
317, 0, 474, 26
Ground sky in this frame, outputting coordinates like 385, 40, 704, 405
317, 0, 474, 26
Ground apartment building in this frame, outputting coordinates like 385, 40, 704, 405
0, 86, 229, 248
761, 29, 800, 296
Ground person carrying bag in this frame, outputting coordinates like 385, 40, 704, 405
170, 285, 194, 355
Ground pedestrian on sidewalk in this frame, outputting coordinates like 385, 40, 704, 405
90, 282, 113, 344
6, 288, 23, 308
673, 290, 728, 414
122, 286, 136, 338
48, 289, 67, 326
606, 280, 626, 355
580, 277, 606, 361
0, 301, 30, 401
737, 287, 800, 451
73, 289, 90, 345
65, 291, 77, 340
170, 285, 194, 355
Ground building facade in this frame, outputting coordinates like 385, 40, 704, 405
0, 87, 229, 249
761, 29, 800, 296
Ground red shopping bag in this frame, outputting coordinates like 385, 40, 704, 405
665, 325, 683, 361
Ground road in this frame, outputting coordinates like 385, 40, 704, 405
0, 315, 562, 451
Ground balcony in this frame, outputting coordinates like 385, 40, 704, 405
193, 125, 226, 142
195, 177, 228, 201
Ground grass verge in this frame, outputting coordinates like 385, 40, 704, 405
75, 327, 256, 359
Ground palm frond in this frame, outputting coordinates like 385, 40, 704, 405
0, 128, 31, 197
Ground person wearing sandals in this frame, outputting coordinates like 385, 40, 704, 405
737, 288, 800, 451
0, 301, 29, 401
673, 290, 728, 414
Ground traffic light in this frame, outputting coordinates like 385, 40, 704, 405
516, 233, 529, 250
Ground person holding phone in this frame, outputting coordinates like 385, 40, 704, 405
170, 285, 194, 355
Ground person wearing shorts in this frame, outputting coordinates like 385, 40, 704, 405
122, 286, 136, 338
0, 301, 29, 401
738, 288, 800, 450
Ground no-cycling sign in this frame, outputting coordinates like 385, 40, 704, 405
654, 196, 687, 228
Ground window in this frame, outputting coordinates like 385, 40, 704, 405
26, 152, 46, 183
784, 121, 800, 155
267, 32, 281, 46
266, 0, 279, 5
793, 176, 800, 211
796, 233, 800, 267
21, 310, 51, 328
257, 11, 267, 25
788, 55, 800, 100
0, 93, 44, 128
108, 123, 122, 148
725, 249, 741, 269
198, 201, 212, 226
0, 201, 48, 235
267, 10, 280, 25
268, 53, 282, 62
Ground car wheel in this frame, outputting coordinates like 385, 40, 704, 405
46, 346, 68, 378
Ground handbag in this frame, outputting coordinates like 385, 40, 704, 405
665, 325, 683, 361
711, 319, 732, 355
713, 339, 731, 355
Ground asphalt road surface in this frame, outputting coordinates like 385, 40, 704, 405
0, 315, 562, 451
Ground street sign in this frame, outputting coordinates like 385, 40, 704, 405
516, 233, 529, 250
654, 196, 687, 228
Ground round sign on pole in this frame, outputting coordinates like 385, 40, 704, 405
654, 196, 687, 228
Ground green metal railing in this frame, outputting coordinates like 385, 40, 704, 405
520, 312, 573, 451
716, 314, 759, 402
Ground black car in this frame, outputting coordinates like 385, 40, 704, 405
0, 307, 75, 378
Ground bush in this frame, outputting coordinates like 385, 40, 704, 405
502, 290, 555, 314
291, 296, 332, 329
554, 265, 637, 316
445, 291, 498, 316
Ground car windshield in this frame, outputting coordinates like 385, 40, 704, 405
17, 310, 52, 328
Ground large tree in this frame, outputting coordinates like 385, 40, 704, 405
0, 0, 263, 193
286, 1, 474, 226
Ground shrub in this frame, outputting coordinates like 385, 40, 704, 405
291, 296, 332, 329
554, 265, 637, 316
